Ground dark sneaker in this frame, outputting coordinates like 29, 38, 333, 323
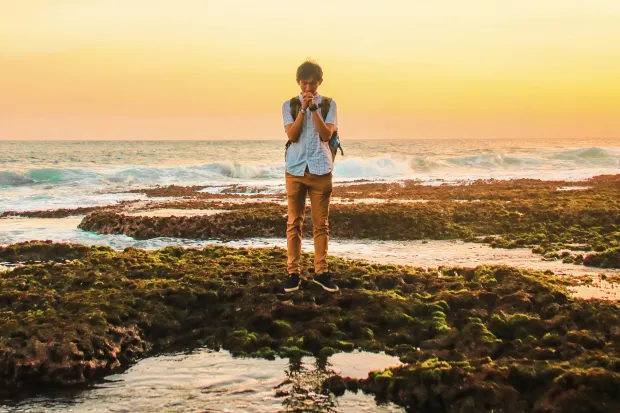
283, 273, 301, 293
312, 272, 339, 292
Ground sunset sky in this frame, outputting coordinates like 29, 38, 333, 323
1, 1, 619, 140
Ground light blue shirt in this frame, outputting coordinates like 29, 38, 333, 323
282, 93, 338, 176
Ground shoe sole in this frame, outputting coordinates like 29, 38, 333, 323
312, 279, 340, 293
283, 285, 300, 293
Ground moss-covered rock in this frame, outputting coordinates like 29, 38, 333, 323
0, 240, 100, 263
78, 174, 620, 268
325, 359, 620, 413
1, 241, 619, 409
584, 247, 620, 268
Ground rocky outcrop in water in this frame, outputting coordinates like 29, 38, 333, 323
79, 207, 287, 239
78, 190, 619, 268
122, 174, 619, 201
0, 202, 135, 219
0, 240, 93, 263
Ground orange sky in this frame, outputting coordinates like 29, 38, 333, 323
1, 1, 619, 140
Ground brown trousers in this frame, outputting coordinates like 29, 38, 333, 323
285, 167, 333, 275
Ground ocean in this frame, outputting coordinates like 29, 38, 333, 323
1, 138, 618, 213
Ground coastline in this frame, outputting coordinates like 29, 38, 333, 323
1, 173, 619, 411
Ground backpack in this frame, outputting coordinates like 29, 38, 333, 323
285, 96, 344, 162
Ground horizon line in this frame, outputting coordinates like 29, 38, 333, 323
1, 137, 615, 142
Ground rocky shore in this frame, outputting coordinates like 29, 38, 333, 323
1, 241, 619, 412
0, 201, 137, 219
78, 193, 619, 268
5, 175, 617, 269
121, 174, 619, 201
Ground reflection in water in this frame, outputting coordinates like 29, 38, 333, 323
0, 350, 404, 413
278, 358, 338, 413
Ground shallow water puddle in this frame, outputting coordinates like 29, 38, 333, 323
556, 186, 591, 191
0, 263, 22, 273
566, 275, 620, 300
227, 238, 618, 278
1, 350, 404, 413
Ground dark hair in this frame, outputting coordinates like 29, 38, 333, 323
296, 60, 323, 82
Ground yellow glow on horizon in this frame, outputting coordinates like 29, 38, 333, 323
1, 1, 619, 139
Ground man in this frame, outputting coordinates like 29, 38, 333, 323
281, 60, 339, 293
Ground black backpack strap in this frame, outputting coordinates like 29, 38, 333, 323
320, 96, 339, 136
320, 97, 343, 156
285, 97, 300, 159
320, 97, 331, 121
289, 96, 301, 122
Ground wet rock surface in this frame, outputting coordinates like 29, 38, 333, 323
78, 181, 619, 268
0, 202, 136, 219
121, 174, 619, 202
11, 175, 616, 268
1, 242, 619, 412
0, 240, 92, 263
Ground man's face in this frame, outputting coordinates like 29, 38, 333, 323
298, 78, 322, 95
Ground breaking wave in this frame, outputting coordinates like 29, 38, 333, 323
1, 147, 617, 188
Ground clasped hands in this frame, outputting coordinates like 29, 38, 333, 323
300, 92, 316, 110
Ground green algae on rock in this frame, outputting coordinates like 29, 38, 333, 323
0, 240, 99, 263
125, 184, 271, 199
1, 241, 619, 410
583, 247, 620, 268
103, 174, 618, 211
78, 186, 619, 268
14, 174, 616, 268
327, 174, 620, 202
323, 359, 620, 413
78, 207, 286, 239
120, 174, 619, 202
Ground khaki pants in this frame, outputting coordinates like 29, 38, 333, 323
285, 167, 333, 275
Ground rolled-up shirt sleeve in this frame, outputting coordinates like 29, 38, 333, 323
282, 100, 294, 131
325, 99, 338, 128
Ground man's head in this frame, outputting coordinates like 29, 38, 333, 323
296, 60, 323, 95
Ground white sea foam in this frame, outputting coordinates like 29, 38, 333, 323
1, 140, 617, 212
2, 146, 616, 188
